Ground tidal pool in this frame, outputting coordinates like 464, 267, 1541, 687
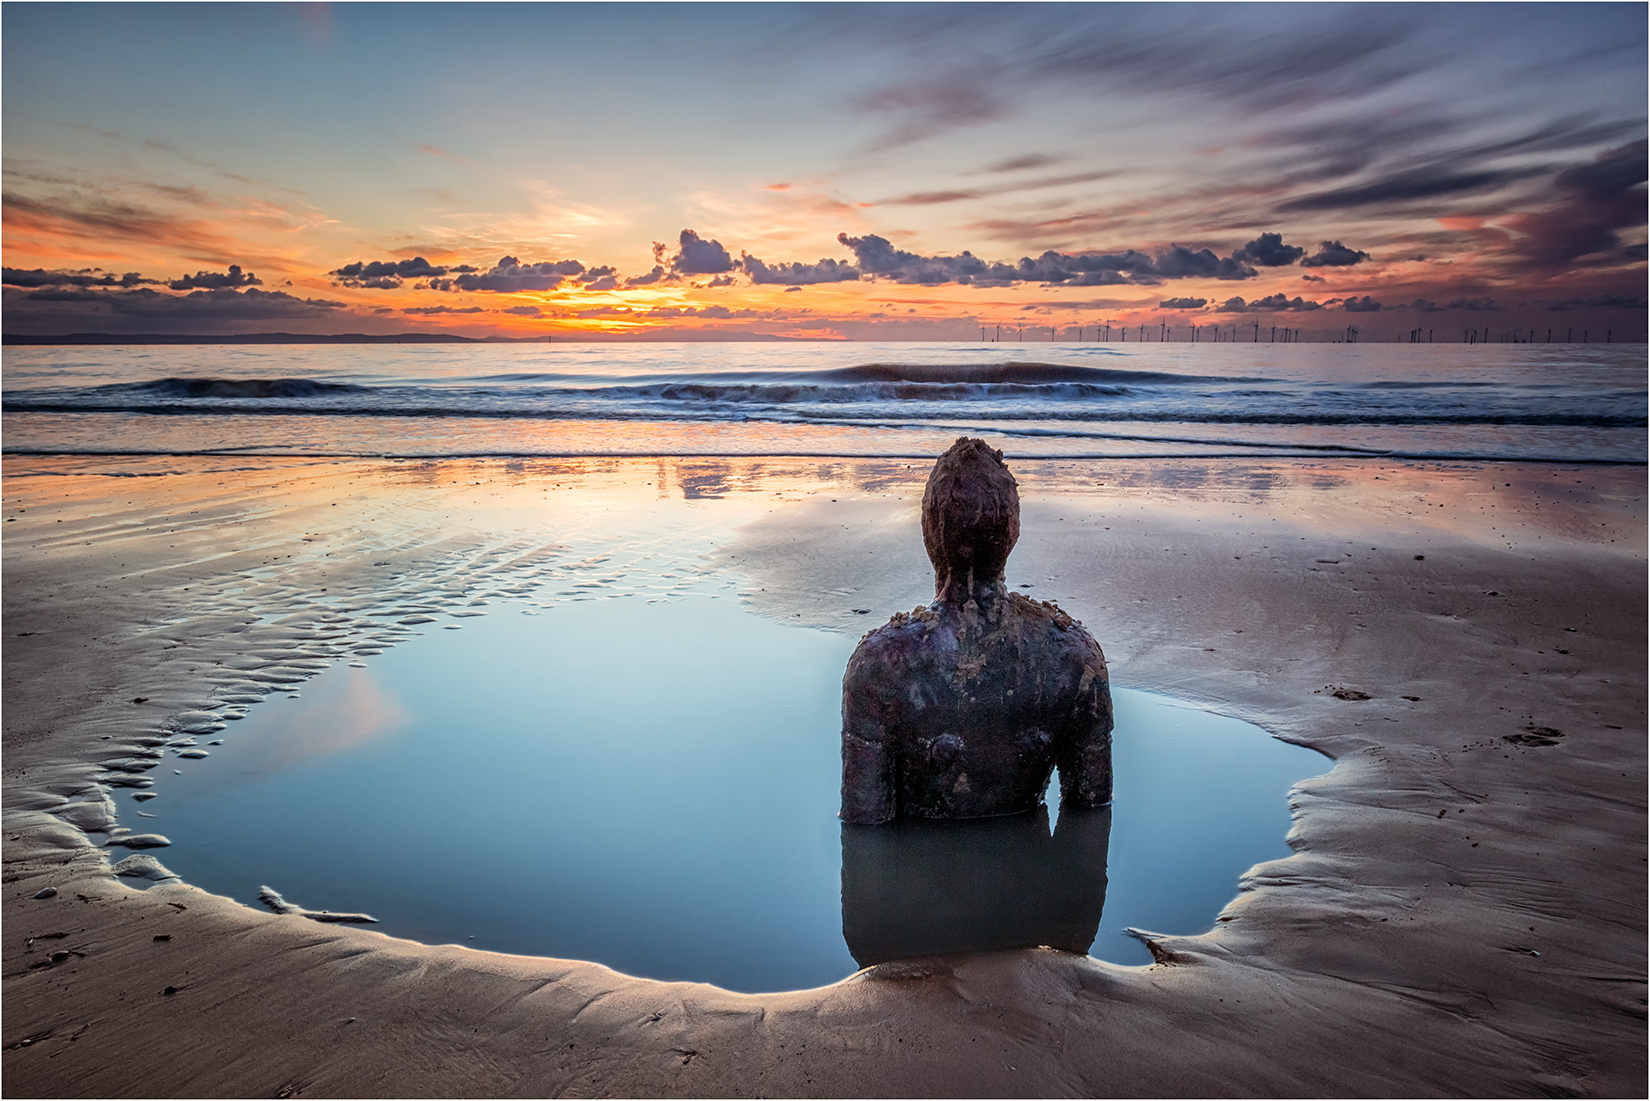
127, 593, 1324, 993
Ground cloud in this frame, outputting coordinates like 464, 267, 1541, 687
624, 265, 670, 287
1266, 117, 1641, 223
883, 189, 984, 206
572, 304, 784, 320
2, 267, 152, 288
836, 232, 1014, 285
6, 285, 345, 322
1158, 297, 1207, 309
834, 232, 1259, 287
574, 265, 619, 291
833, 4, 1427, 150
662, 229, 736, 275
1278, 165, 1548, 212
1057, 269, 1136, 286
668, 305, 770, 319
1405, 296, 1513, 313
983, 154, 1062, 173
878, 170, 1119, 206
1152, 245, 1255, 280
1217, 294, 1323, 312
1300, 240, 1371, 267
741, 252, 861, 285
330, 256, 451, 287
1231, 232, 1305, 267
170, 264, 261, 290
1545, 292, 1646, 311
1343, 295, 1383, 312
402, 305, 485, 315
1302, 274, 1326, 283
1502, 139, 1648, 269
1, 191, 243, 257
1557, 137, 1648, 198
855, 78, 1002, 149
1255, 294, 1323, 311
15, 287, 104, 302
634, 228, 1305, 295
453, 255, 587, 292
127, 287, 346, 318
500, 305, 544, 317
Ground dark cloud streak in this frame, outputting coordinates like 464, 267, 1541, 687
3, 267, 152, 288
1503, 139, 1647, 270
833, 5, 1427, 149
878, 170, 1121, 207
4, 285, 345, 322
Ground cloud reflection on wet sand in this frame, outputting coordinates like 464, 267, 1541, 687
229, 671, 409, 779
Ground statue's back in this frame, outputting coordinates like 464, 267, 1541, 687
841, 592, 1112, 823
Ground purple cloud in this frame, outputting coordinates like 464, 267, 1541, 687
741, 253, 861, 285
1300, 240, 1371, 268
170, 264, 261, 290
454, 256, 587, 292
3, 267, 154, 288
663, 229, 736, 275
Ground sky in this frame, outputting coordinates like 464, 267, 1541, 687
3, 1, 1645, 341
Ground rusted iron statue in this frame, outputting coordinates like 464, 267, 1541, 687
840, 437, 1113, 824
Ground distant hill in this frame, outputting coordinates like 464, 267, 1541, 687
1, 332, 548, 345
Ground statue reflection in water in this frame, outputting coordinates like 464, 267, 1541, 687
842, 803, 1111, 965
839, 437, 1115, 965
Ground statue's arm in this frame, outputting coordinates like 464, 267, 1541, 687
1057, 657, 1114, 808
840, 652, 897, 824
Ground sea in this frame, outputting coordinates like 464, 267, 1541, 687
2, 342, 1644, 465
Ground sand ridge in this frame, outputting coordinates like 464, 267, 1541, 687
4, 454, 1645, 1097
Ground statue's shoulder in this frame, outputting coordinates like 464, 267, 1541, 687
860, 603, 940, 642
1005, 590, 1079, 630
1004, 591, 1103, 655
846, 604, 941, 681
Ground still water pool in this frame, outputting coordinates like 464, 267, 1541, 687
131, 594, 1324, 993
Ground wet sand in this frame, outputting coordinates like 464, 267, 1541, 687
4, 454, 1645, 1097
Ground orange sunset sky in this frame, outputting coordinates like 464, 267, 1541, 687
3, 3, 1645, 341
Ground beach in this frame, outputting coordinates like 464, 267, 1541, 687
4, 449, 1644, 1097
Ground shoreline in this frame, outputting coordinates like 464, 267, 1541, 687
4, 454, 1645, 1097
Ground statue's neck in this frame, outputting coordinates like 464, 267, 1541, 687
934, 571, 1006, 608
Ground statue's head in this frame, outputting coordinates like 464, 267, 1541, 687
921, 437, 1020, 601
